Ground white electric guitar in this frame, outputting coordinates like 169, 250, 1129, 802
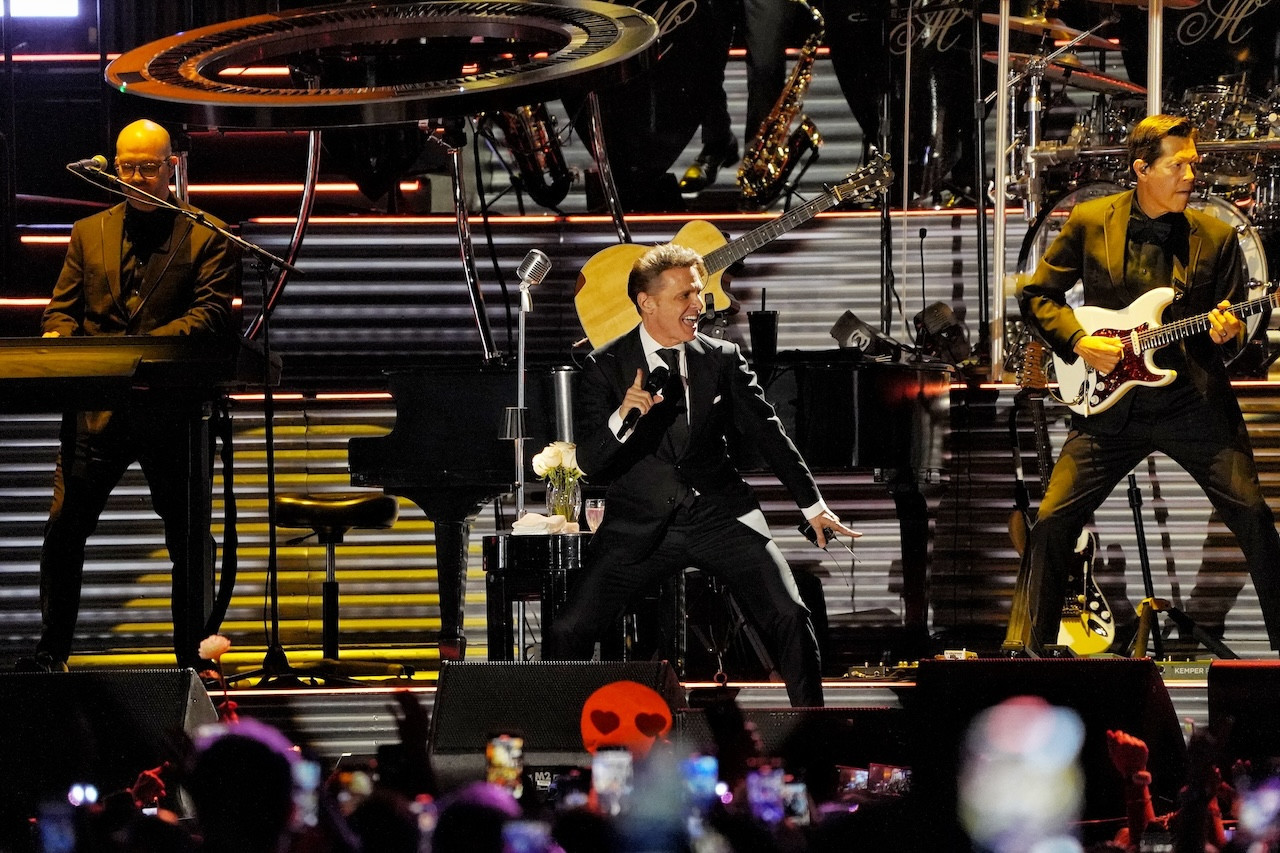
1052, 285, 1278, 416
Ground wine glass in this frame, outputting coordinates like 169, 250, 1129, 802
584, 498, 606, 533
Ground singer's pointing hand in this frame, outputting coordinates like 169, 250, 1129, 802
619, 368, 663, 423
807, 511, 860, 549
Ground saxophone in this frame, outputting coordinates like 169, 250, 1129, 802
490, 103, 572, 210
737, 0, 824, 207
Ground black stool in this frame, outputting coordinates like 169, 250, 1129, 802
275, 491, 405, 680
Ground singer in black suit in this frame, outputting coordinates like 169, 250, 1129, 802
546, 243, 856, 706
18, 119, 240, 673
1015, 114, 1280, 654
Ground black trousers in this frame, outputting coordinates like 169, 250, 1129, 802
1027, 382, 1280, 651
699, 0, 793, 148
546, 497, 824, 707
37, 404, 213, 666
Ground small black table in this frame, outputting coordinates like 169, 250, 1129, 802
483, 532, 591, 660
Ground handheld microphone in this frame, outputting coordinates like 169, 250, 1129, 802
67, 155, 108, 172
616, 365, 670, 439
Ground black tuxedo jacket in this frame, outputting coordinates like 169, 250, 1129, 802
41, 199, 241, 435
1018, 189, 1244, 434
576, 327, 820, 560
42, 200, 240, 339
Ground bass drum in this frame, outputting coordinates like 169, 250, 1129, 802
1018, 184, 1268, 355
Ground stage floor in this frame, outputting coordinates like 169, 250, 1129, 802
48, 652, 1215, 765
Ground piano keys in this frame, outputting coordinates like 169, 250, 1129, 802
0, 334, 277, 412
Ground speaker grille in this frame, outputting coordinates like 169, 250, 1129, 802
0, 669, 216, 843
428, 661, 684, 787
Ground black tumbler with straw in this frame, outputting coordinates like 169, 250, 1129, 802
747, 288, 778, 370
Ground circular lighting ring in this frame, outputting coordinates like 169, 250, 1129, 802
105, 0, 657, 129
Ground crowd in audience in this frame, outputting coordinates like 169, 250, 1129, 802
9, 682, 1280, 852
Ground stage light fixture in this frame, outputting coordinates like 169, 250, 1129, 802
913, 301, 971, 364
830, 310, 902, 359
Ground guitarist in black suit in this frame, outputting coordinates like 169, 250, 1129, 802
545, 243, 857, 706
1015, 114, 1280, 655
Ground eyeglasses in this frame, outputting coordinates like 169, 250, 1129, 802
115, 160, 166, 178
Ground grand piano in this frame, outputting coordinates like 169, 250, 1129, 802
348, 353, 951, 659
348, 366, 570, 659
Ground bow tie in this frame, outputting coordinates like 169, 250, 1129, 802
1128, 216, 1173, 246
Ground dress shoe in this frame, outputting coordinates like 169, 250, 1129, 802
680, 136, 739, 194
15, 652, 68, 673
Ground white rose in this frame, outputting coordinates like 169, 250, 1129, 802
532, 443, 563, 477
558, 442, 579, 474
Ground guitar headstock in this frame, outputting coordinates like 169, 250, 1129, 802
831, 155, 894, 205
1017, 336, 1050, 393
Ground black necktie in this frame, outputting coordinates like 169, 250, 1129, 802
657, 348, 689, 453
1129, 216, 1173, 246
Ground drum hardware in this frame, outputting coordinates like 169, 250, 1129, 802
1028, 138, 1083, 169
980, 14, 1126, 221
983, 52, 1145, 97
980, 13, 1120, 51
1080, 93, 1146, 146
1066, 137, 1280, 160
1181, 82, 1268, 142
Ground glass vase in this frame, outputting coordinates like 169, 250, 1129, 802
546, 479, 582, 524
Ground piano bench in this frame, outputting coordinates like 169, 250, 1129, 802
274, 491, 400, 663
275, 492, 399, 544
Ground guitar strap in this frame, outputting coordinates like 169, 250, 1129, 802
1171, 256, 1187, 303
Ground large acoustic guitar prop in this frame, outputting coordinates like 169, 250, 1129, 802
573, 156, 892, 348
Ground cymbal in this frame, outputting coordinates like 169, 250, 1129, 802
982, 52, 1147, 96
981, 13, 1119, 51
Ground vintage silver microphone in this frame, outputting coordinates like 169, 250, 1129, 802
508, 249, 552, 518
516, 248, 551, 310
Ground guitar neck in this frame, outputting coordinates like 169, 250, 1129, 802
1140, 288, 1280, 350
703, 192, 838, 274
1027, 395, 1052, 492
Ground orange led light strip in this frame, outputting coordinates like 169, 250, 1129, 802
188, 181, 422, 193
2, 296, 244, 308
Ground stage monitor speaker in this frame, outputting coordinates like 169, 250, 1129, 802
429, 661, 685, 790
1208, 660, 1280, 773
677, 706, 909, 802
0, 669, 216, 846
909, 658, 1184, 849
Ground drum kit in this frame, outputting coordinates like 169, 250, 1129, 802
986, 0, 1280, 367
